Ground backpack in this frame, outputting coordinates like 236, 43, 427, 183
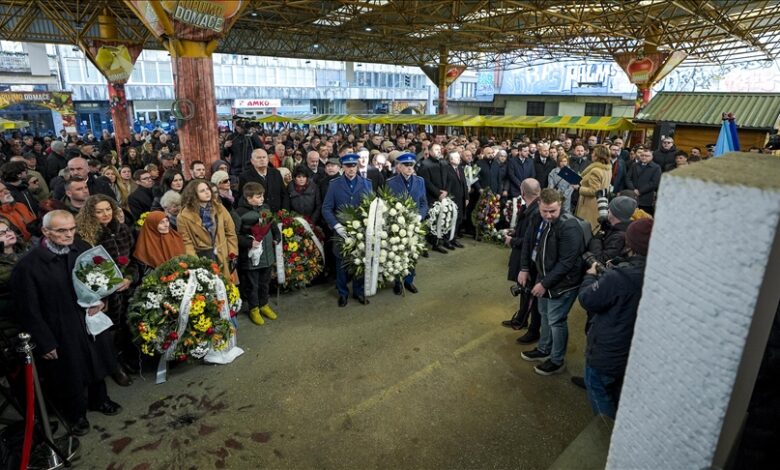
560, 212, 592, 249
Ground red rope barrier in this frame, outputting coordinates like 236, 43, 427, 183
19, 362, 34, 470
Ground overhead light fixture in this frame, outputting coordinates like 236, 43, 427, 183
452, 25, 461, 30
313, 43, 319, 48
365, 26, 373, 32
251, 11, 258, 17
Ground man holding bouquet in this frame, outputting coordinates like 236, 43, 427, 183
387, 153, 428, 295
11, 210, 121, 437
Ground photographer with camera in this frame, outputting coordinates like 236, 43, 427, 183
578, 218, 654, 419
503, 178, 541, 343
585, 196, 637, 266
517, 188, 585, 376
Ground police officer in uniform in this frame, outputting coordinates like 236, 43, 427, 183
322, 153, 374, 307
386, 153, 428, 295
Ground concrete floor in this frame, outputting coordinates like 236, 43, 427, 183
79, 239, 594, 469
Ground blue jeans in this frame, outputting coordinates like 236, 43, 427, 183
334, 252, 364, 298
584, 366, 622, 419
537, 289, 577, 365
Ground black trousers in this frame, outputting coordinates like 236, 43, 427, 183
239, 267, 272, 309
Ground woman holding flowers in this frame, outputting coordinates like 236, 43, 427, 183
75, 194, 136, 385
177, 179, 238, 280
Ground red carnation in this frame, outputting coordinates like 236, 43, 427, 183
92, 256, 106, 265
229, 309, 236, 318
206, 327, 215, 336
117, 256, 130, 266
178, 354, 188, 362
162, 341, 171, 350
168, 332, 178, 340
228, 252, 238, 260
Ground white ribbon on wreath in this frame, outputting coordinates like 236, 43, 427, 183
156, 271, 197, 384
295, 216, 325, 266
274, 222, 285, 284
429, 198, 457, 239
509, 197, 521, 230
363, 197, 386, 297
204, 277, 244, 365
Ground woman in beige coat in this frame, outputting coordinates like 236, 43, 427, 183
177, 179, 239, 280
575, 145, 612, 235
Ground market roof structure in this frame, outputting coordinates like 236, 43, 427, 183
635, 92, 780, 130
1, 1, 780, 68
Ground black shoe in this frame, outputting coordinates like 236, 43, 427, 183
89, 399, 122, 416
352, 295, 370, 305
501, 316, 524, 330
112, 368, 132, 387
443, 242, 456, 250
451, 239, 464, 248
571, 376, 586, 389
71, 416, 90, 436
421, 251, 429, 258
520, 348, 550, 362
403, 283, 418, 294
119, 358, 139, 375
535, 359, 565, 376
516, 331, 540, 344
338, 296, 348, 307
393, 284, 403, 295
432, 245, 448, 254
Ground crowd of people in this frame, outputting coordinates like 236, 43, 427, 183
0, 122, 713, 439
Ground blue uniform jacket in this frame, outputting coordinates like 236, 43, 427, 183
386, 174, 428, 220
322, 174, 373, 229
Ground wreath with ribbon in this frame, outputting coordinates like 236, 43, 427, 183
273, 209, 326, 289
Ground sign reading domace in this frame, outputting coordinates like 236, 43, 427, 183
234, 99, 282, 108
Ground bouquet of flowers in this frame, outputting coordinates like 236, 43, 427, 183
72, 245, 126, 336
274, 209, 325, 289
136, 211, 149, 228
338, 188, 426, 292
472, 191, 505, 244
128, 255, 243, 381
427, 198, 457, 240
463, 164, 481, 188
503, 197, 525, 230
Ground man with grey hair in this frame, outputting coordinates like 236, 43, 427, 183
444, 151, 467, 249
357, 147, 384, 189
52, 157, 114, 200
12, 209, 122, 436
46, 140, 68, 182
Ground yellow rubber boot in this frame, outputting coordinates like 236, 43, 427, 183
249, 307, 265, 325
259, 304, 277, 320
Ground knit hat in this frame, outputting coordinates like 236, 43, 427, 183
609, 196, 638, 223
625, 218, 653, 256
211, 170, 230, 185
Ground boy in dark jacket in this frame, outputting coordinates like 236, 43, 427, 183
578, 218, 653, 419
235, 182, 281, 326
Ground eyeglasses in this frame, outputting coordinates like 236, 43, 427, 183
139, 176, 153, 181
49, 226, 76, 234
0, 229, 10, 237
219, 179, 230, 184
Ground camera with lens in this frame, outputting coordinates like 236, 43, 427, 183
510, 283, 532, 297
596, 189, 609, 223
582, 251, 607, 275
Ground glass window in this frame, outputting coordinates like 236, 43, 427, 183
65, 59, 83, 82
235, 66, 245, 84
158, 61, 173, 84
526, 101, 545, 116
584, 103, 611, 116
143, 61, 158, 83
129, 64, 143, 84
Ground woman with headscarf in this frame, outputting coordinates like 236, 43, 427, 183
133, 211, 186, 274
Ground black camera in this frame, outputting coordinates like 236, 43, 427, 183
582, 252, 607, 275
510, 283, 532, 297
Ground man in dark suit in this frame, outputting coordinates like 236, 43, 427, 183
386, 153, 428, 295
322, 154, 373, 307
416, 143, 450, 254
224, 120, 262, 176
533, 143, 556, 189
625, 147, 661, 215
444, 151, 467, 249
507, 144, 536, 198
238, 148, 289, 213
357, 148, 384, 190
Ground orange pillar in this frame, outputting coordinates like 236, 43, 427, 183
108, 83, 131, 148
437, 48, 448, 115
171, 45, 220, 173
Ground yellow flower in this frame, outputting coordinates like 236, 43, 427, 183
228, 284, 240, 304
140, 328, 157, 342
136, 211, 149, 227
190, 299, 206, 316
141, 344, 154, 356
194, 315, 212, 332
282, 227, 293, 238
288, 241, 299, 252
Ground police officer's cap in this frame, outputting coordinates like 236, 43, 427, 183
396, 152, 416, 165
340, 153, 360, 166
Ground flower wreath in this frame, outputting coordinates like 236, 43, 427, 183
128, 255, 242, 364
427, 198, 457, 240
273, 209, 326, 289
472, 190, 505, 244
337, 188, 426, 293
503, 197, 525, 230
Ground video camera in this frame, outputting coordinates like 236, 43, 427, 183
509, 283, 532, 297
582, 252, 607, 276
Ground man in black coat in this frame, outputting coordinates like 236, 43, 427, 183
653, 136, 677, 172
128, 169, 156, 220
238, 148, 289, 213
45, 140, 68, 183
444, 151, 467, 249
51, 157, 115, 201
0, 161, 39, 215
578, 218, 653, 419
504, 178, 541, 341
506, 144, 536, 198
625, 148, 661, 215
224, 121, 262, 176
12, 210, 121, 435
533, 143, 556, 189
417, 143, 451, 254
518, 188, 585, 376
357, 148, 385, 191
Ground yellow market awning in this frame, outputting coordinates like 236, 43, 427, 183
0, 117, 30, 130
244, 114, 634, 131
